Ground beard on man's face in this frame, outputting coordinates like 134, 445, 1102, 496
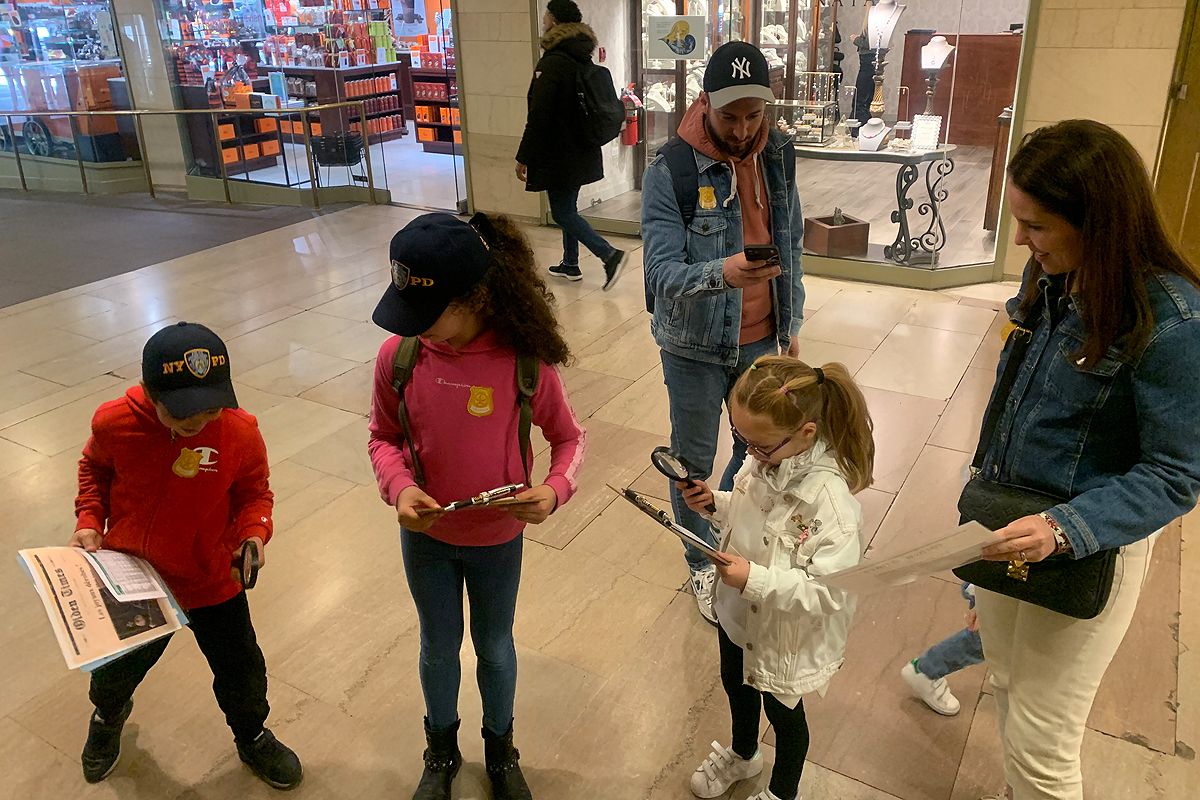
704, 114, 755, 159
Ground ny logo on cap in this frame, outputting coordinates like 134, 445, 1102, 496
731, 57, 751, 80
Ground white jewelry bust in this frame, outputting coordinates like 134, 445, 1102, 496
858, 117, 891, 151
921, 35, 955, 70
867, 0, 907, 50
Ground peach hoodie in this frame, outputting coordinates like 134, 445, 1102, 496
678, 97, 775, 345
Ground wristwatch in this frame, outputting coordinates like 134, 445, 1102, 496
1041, 512, 1073, 556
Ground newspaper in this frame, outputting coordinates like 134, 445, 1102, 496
17, 547, 186, 671
815, 522, 1000, 595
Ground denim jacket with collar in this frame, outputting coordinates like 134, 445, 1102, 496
641, 129, 805, 367
979, 268, 1200, 557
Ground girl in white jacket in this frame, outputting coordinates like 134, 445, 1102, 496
680, 356, 875, 800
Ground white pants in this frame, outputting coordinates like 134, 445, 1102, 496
974, 533, 1158, 800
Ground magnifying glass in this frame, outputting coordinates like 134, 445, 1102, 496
651, 446, 717, 514
232, 540, 261, 590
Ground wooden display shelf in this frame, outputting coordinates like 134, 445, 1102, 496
415, 121, 459, 129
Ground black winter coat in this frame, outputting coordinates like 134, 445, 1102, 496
516, 22, 605, 192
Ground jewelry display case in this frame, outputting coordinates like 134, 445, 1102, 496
754, 0, 836, 101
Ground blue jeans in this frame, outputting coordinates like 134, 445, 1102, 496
401, 529, 523, 735
916, 628, 984, 680
661, 335, 779, 572
546, 185, 615, 267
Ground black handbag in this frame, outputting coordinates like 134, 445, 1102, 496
953, 312, 1117, 620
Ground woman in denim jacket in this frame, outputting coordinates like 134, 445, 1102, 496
970, 120, 1200, 800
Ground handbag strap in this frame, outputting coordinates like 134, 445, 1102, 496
971, 301, 1042, 472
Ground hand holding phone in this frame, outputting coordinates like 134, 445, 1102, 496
724, 246, 782, 288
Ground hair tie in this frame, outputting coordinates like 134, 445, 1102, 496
813, 367, 825, 385
777, 385, 790, 395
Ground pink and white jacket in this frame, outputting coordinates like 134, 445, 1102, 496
368, 330, 586, 547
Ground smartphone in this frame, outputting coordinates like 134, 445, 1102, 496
743, 244, 780, 264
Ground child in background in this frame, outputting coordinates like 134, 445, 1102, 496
900, 583, 984, 715
368, 213, 586, 800
70, 322, 301, 790
680, 356, 875, 800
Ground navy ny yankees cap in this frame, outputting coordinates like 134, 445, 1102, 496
142, 322, 238, 419
704, 41, 774, 109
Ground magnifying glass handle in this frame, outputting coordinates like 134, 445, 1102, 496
683, 478, 718, 514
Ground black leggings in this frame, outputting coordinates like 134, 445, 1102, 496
88, 591, 269, 743
719, 624, 810, 800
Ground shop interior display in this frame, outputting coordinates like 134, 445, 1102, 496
758, 0, 836, 101
865, 0, 904, 116
1, 0, 119, 63
0, 0, 126, 161
769, 71, 837, 145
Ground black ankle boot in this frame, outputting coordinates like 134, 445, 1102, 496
483, 723, 532, 800
413, 718, 461, 800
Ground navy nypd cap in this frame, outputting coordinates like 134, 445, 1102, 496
142, 321, 238, 419
372, 212, 493, 337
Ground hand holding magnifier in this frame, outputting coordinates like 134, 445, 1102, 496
651, 446, 717, 514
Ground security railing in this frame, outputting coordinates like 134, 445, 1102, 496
0, 101, 388, 209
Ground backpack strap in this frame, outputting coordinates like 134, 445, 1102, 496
390, 336, 426, 487
515, 354, 540, 487
657, 137, 699, 227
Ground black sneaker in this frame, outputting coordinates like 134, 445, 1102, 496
548, 263, 583, 282
602, 249, 629, 291
81, 701, 132, 783
237, 728, 303, 790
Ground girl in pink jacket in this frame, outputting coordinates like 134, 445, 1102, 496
368, 212, 586, 800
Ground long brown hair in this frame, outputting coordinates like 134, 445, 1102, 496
1009, 119, 1200, 366
732, 356, 875, 493
458, 213, 573, 367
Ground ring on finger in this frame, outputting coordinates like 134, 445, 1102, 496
1017, 550, 1027, 561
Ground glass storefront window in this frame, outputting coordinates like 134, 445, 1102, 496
583, 0, 1030, 280
1, 0, 131, 163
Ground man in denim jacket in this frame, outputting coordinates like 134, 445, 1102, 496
641, 42, 805, 623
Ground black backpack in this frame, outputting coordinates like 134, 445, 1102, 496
560, 55, 623, 148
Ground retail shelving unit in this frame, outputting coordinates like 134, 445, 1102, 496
409, 67, 460, 155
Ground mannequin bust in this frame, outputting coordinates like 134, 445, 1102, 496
858, 117, 891, 151
921, 35, 955, 70
867, 0, 907, 50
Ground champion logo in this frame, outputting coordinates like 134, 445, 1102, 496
731, 57, 751, 79
194, 447, 219, 467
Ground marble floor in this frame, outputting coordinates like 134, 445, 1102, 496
240, 135, 466, 211
0, 204, 1195, 800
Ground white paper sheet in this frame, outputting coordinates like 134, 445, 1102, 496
816, 522, 1000, 594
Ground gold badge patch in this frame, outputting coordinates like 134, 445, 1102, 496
172, 447, 203, 478
468, 386, 494, 417
698, 186, 717, 210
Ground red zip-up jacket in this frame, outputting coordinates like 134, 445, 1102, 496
74, 385, 273, 610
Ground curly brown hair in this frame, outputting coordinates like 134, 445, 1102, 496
454, 213, 573, 367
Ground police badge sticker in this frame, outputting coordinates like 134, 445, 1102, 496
173, 447, 203, 478
183, 348, 212, 378
698, 186, 717, 210
468, 386, 494, 417
390, 259, 411, 290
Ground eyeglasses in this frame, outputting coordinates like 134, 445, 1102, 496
730, 422, 794, 459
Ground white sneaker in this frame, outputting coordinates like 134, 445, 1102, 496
690, 566, 718, 626
689, 741, 763, 798
900, 660, 961, 716
746, 790, 790, 800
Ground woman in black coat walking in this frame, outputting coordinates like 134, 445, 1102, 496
516, 0, 628, 290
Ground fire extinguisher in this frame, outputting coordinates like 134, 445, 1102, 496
620, 85, 642, 146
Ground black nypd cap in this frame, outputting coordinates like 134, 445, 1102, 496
142, 322, 238, 418
704, 41, 774, 109
372, 213, 493, 337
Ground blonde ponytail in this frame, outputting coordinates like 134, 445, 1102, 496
732, 355, 876, 493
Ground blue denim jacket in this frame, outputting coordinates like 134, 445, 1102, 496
641, 129, 805, 367
980, 269, 1200, 557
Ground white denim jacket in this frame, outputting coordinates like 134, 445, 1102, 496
711, 439, 864, 697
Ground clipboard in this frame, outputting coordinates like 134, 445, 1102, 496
416, 483, 541, 516
610, 485, 732, 566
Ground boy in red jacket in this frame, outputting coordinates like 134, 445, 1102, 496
70, 321, 301, 790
